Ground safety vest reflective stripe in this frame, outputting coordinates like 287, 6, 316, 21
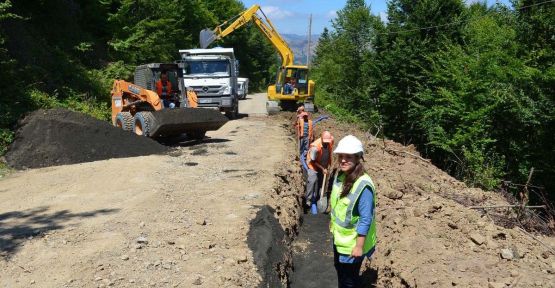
330, 173, 377, 255
298, 119, 313, 140
331, 179, 373, 229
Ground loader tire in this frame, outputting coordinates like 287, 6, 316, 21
134, 111, 155, 137
189, 131, 206, 140
114, 112, 133, 131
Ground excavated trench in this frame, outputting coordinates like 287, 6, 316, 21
247, 113, 555, 288
247, 141, 379, 288
246, 118, 378, 288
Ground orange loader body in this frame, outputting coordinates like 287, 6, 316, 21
109, 64, 226, 139
110, 79, 163, 125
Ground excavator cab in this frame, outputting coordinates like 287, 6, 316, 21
276, 67, 309, 97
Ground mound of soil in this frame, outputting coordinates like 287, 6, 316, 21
5, 109, 169, 169
272, 112, 554, 287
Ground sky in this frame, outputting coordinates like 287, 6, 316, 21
240, 0, 513, 35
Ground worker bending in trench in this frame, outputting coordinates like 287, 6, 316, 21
304, 131, 334, 208
329, 135, 376, 288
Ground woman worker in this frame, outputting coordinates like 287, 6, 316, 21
329, 135, 377, 288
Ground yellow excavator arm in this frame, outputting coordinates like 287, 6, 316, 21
201, 4, 294, 67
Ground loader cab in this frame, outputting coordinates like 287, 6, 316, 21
276, 66, 309, 96
134, 63, 182, 93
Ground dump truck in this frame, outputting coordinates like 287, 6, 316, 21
111, 63, 228, 139
238, 77, 249, 100
200, 4, 316, 112
179, 48, 239, 119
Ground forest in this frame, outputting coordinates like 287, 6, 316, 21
0, 0, 553, 204
0, 0, 275, 154
312, 0, 554, 204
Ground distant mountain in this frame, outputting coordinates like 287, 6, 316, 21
281, 33, 320, 65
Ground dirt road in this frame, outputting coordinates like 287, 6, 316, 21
3, 93, 555, 288
0, 93, 288, 287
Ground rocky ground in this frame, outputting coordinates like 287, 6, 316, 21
0, 94, 291, 288
292, 115, 555, 288
1, 95, 554, 287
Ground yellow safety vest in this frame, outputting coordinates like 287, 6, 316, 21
330, 173, 377, 255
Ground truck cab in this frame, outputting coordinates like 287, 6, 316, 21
237, 77, 249, 99
179, 48, 239, 118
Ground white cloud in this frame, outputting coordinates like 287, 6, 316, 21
326, 10, 337, 19
465, 0, 486, 4
261, 6, 295, 20
379, 11, 388, 23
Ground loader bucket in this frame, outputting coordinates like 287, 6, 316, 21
200, 29, 217, 49
148, 108, 228, 137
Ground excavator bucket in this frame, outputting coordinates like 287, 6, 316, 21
200, 29, 217, 49
148, 108, 228, 137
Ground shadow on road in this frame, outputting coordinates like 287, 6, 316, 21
157, 135, 231, 147
0, 207, 119, 259
234, 113, 249, 119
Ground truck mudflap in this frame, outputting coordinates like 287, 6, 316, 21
149, 108, 228, 137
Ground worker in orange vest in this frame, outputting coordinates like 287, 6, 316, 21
292, 106, 305, 130
156, 70, 174, 108
297, 112, 314, 157
305, 131, 334, 208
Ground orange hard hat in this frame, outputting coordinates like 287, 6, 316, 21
322, 131, 333, 143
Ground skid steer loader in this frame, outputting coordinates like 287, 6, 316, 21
111, 63, 228, 140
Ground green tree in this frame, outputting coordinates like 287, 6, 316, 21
312, 0, 381, 123
312, 0, 554, 199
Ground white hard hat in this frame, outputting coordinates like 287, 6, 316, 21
333, 135, 364, 155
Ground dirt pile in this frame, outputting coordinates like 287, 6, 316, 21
311, 115, 555, 287
274, 112, 554, 287
5, 109, 168, 169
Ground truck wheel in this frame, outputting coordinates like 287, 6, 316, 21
134, 111, 155, 137
225, 103, 239, 119
189, 131, 206, 140
115, 112, 133, 131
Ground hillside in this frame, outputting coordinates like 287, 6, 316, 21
281, 33, 319, 65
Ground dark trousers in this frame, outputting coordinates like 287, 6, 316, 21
305, 169, 323, 205
299, 137, 309, 157
334, 245, 363, 288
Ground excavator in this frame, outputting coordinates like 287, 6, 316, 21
111, 63, 228, 139
199, 4, 315, 112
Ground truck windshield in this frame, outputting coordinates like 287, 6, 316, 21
184, 60, 230, 77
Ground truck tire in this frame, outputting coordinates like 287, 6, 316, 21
134, 111, 155, 137
225, 103, 239, 119
115, 112, 133, 131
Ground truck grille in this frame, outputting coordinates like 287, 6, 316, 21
189, 85, 223, 97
